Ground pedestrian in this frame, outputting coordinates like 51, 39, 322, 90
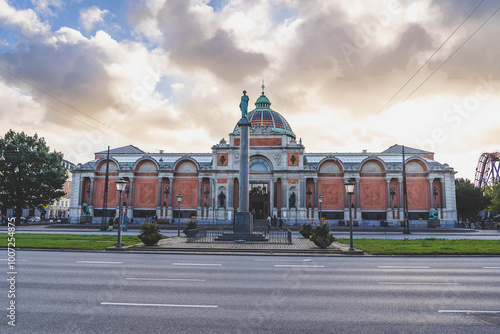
108, 217, 114, 231
279, 218, 283, 230
266, 215, 271, 232
272, 215, 277, 228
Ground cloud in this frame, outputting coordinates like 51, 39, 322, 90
1, 0, 500, 181
31, 0, 63, 17
79, 6, 110, 32
0, 0, 50, 37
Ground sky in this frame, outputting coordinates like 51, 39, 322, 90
0, 0, 499, 181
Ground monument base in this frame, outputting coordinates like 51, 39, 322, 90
80, 216, 93, 224
234, 212, 253, 234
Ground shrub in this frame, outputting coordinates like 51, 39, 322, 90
183, 219, 197, 235
138, 222, 163, 246
299, 222, 314, 238
309, 221, 335, 249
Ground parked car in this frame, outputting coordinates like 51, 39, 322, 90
28, 217, 41, 223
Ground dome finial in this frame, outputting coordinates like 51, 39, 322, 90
261, 80, 265, 95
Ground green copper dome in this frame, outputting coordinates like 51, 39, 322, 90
233, 92, 295, 139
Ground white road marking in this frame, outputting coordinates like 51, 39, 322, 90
0, 259, 27, 262
126, 278, 205, 282
255, 259, 312, 262
377, 266, 430, 269
172, 263, 221, 266
274, 265, 324, 268
379, 282, 459, 285
77, 261, 123, 264
101, 302, 217, 308
483, 267, 500, 269
438, 310, 500, 313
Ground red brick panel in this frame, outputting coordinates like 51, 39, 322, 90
93, 177, 119, 208
317, 178, 344, 210
133, 179, 158, 208
161, 178, 171, 206
201, 178, 210, 208
306, 179, 315, 208
360, 179, 386, 210
233, 138, 282, 146
217, 178, 228, 184
433, 179, 442, 208
173, 178, 198, 209
288, 153, 299, 166
233, 179, 239, 209
407, 178, 429, 210
276, 179, 282, 210
389, 179, 400, 209
217, 153, 228, 166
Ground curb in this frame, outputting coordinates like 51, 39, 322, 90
105, 243, 364, 256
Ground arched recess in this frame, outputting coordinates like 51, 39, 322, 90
318, 159, 343, 174
405, 158, 430, 211
249, 155, 273, 172
95, 158, 119, 173
172, 159, 199, 210
174, 159, 199, 173
359, 158, 387, 211
405, 158, 429, 174
360, 158, 386, 174
317, 159, 344, 211
135, 160, 158, 173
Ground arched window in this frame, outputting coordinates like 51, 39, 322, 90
250, 158, 271, 172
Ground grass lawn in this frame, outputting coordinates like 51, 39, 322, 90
0, 233, 145, 250
337, 238, 500, 255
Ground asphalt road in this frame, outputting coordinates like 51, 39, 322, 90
1, 251, 499, 333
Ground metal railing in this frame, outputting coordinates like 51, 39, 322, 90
187, 228, 292, 244
263, 229, 292, 244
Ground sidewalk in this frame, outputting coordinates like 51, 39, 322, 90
46, 222, 476, 233
106, 236, 364, 255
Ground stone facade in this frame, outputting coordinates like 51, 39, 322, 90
69, 92, 458, 227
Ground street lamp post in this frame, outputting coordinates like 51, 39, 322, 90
344, 180, 355, 251
177, 194, 183, 236
317, 195, 324, 221
115, 177, 128, 247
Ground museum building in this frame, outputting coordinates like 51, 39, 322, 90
69, 90, 458, 226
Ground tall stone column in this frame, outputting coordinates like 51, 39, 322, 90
398, 177, 404, 222
386, 177, 392, 220
228, 178, 234, 210
197, 177, 202, 218
89, 176, 95, 215
234, 117, 252, 233
127, 177, 134, 220
428, 177, 435, 209
157, 177, 162, 218
269, 178, 275, 216
167, 177, 173, 219
313, 178, 318, 219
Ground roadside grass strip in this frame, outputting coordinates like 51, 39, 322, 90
0, 233, 142, 250
336, 238, 500, 255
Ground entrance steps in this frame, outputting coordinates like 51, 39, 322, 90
214, 232, 268, 242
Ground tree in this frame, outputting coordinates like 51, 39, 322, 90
455, 178, 490, 222
0, 130, 67, 224
485, 183, 500, 217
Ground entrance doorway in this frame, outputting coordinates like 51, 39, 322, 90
249, 182, 269, 219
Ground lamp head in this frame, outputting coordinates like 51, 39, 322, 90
115, 177, 128, 192
344, 180, 355, 195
